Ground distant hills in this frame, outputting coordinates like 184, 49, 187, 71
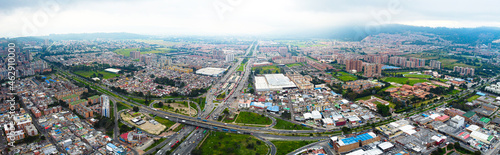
326, 24, 500, 44
11, 25, 500, 45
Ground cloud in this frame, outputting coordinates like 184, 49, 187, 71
0, 0, 499, 38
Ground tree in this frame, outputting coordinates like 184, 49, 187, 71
158, 102, 163, 108
133, 106, 139, 112
377, 104, 391, 117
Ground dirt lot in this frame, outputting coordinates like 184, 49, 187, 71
121, 112, 166, 135
160, 102, 197, 116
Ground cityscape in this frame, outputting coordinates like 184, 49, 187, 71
2, 0, 500, 155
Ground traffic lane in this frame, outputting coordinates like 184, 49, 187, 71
144, 108, 327, 134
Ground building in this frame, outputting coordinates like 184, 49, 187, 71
212, 49, 224, 59
363, 63, 383, 77
453, 66, 474, 76
330, 132, 380, 153
254, 74, 297, 91
429, 60, 441, 69
449, 115, 465, 128
130, 51, 140, 59
345, 59, 363, 72
101, 95, 110, 118
225, 53, 234, 62
196, 67, 226, 77
140, 55, 153, 65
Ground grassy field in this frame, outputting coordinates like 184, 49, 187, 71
252, 65, 282, 74
116, 102, 130, 111
113, 48, 172, 57
198, 132, 268, 155
286, 63, 303, 67
154, 116, 176, 128
382, 77, 429, 85
332, 71, 357, 82
144, 138, 166, 152
273, 118, 311, 130
271, 140, 317, 155
235, 112, 272, 125
403, 74, 432, 78
466, 95, 480, 102
438, 58, 476, 69
237, 65, 245, 72
74, 70, 119, 79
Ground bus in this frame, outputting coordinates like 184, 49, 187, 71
203, 130, 207, 134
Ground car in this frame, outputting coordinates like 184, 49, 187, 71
182, 120, 186, 123
165, 116, 169, 119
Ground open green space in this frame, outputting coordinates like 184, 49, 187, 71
382, 77, 429, 85
113, 48, 172, 57
403, 74, 432, 78
252, 65, 282, 74
173, 124, 185, 132
116, 102, 130, 111
438, 58, 476, 69
273, 118, 311, 130
197, 132, 268, 155
144, 138, 166, 152
286, 63, 303, 67
153, 116, 176, 128
234, 112, 272, 125
466, 95, 480, 102
332, 71, 357, 82
271, 140, 317, 155
74, 70, 119, 79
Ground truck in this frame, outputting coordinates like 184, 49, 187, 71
222, 129, 229, 132
202, 120, 208, 122
213, 127, 218, 129
197, 117, 201, 119
301, 124, 307, 127
230, 129, 237, 132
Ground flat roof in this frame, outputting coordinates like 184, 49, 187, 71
105, 68, 121, 73
196, 67, 226, 76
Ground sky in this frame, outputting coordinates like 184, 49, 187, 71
1, 0, 500, 38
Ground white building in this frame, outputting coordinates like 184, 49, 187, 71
225, 53, 234, 62
101, 95, 110, 118
485, 82, 500, 94
254, 74, 297, 91
196, 67, 226, 77
449, 115, 464, 128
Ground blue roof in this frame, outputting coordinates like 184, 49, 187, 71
264, 102, 273, 107
267, 106, 279, 112
107, 143, 117, 149
45, 80, 50, 83
315, 87, 321, 90
331, 91, 337, 95
476, 92, 486, 96
341, 133, 374, 145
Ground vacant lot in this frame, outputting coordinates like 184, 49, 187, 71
272, 140, 317, 155
286, 63, 303, 67
235, 112, 272, 125
113, 48, 172, 57
121, 112, 166, 135
198, 132, 268, 155
273, 118, 311, 130
252, 65, 282, 74
74, 70, 119, 79
153, 102, 197, 116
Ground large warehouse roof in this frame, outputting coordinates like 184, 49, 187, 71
196, 67, 226, 76
255, 74, 296, 91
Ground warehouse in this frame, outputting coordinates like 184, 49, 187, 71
254, 74, 297, 91
196, 67, 226, 76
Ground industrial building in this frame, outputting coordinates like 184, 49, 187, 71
254, 74, 297, 91
195, 67, 226, 76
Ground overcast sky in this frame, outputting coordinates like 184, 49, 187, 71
1, 0, 500, 38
